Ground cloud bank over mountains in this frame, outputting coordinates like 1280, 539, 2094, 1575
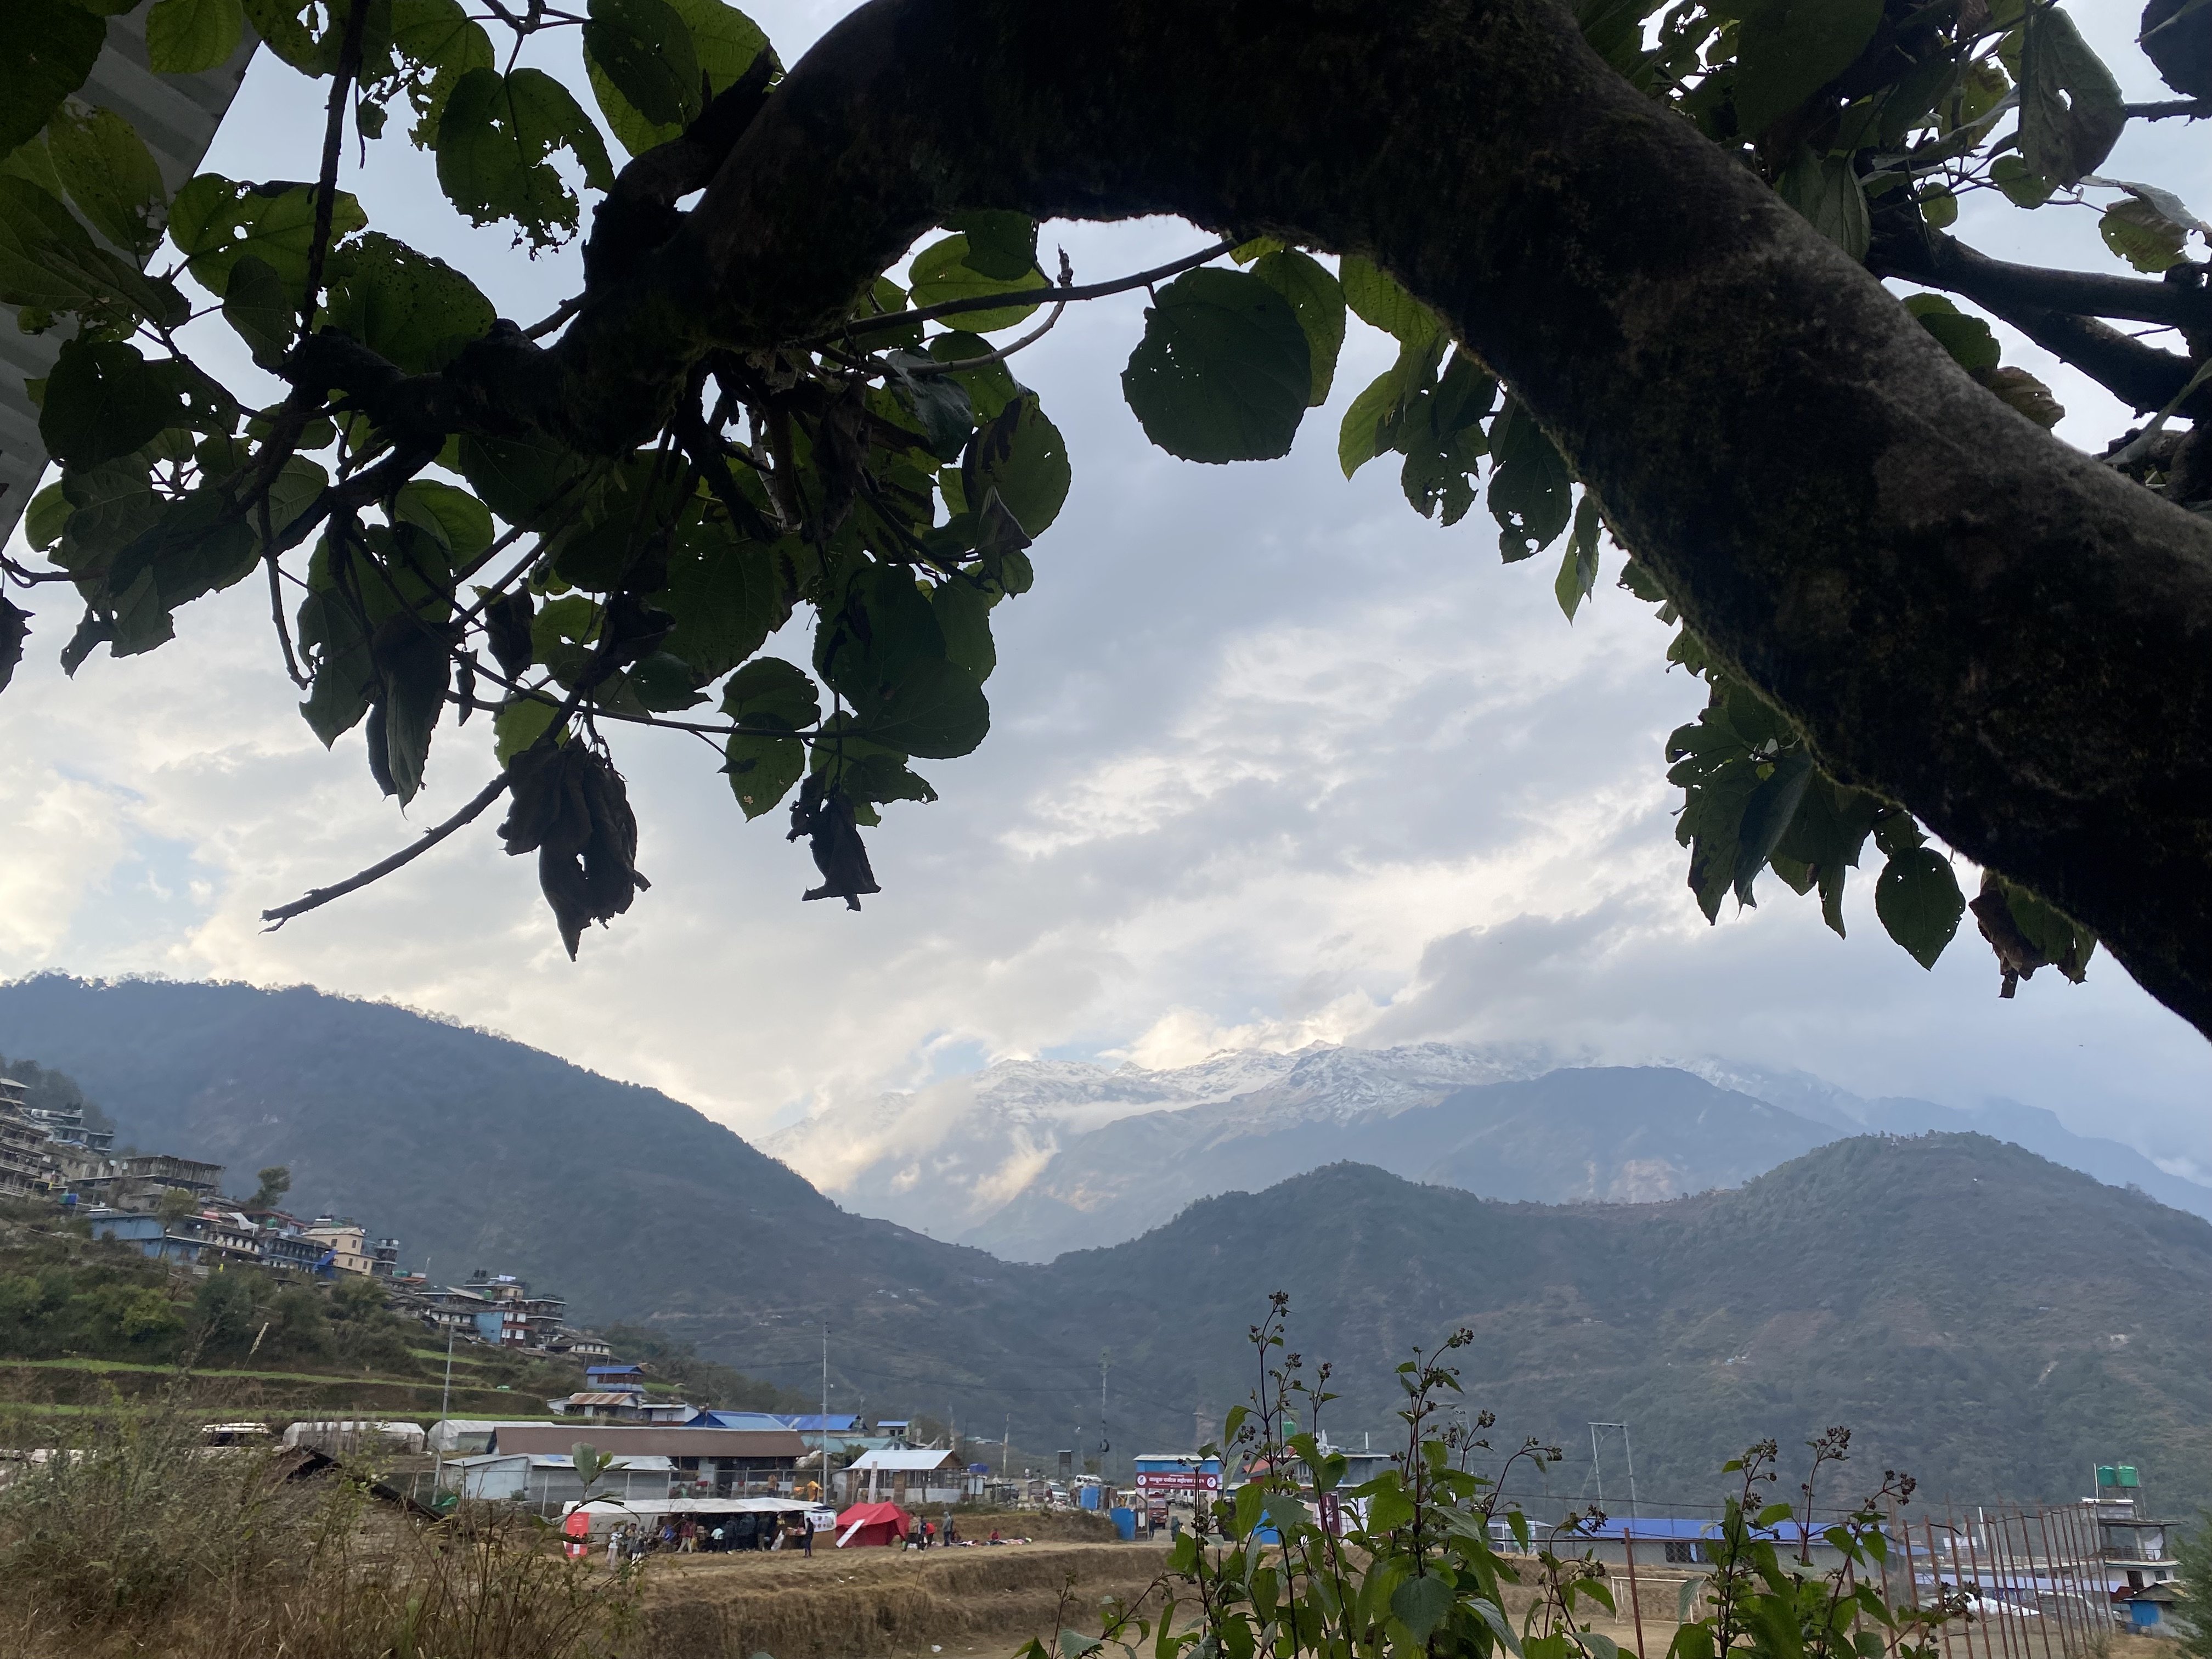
772, 1042, 2212, 1261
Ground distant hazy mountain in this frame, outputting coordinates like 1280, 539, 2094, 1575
777, 1040, 2212, 1260
960, 1065, 1833, 1261
766, 1041, 1554, 1238
1686, 1059, 2212, 1226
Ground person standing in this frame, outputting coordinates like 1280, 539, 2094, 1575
802, 1513, 815, 1557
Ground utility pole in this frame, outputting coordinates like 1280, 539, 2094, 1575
431, 1319, 456, 1503
1099, 1350, 1111, 1485
1589, 1422, 1638, 1523
1003, 1413, 1011, 1481
820, 1324, 830, 1506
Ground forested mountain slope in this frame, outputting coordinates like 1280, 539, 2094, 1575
1041, 1135, 2212, 1510
0, 975, 1077, 1411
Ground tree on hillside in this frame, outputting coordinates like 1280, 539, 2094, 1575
4, 0, 2210, 1034
251, 1166, 291, 1210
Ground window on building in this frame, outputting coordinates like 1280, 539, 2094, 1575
2128, 1571, 2144, 1589
1665, 1541, 1701, 1564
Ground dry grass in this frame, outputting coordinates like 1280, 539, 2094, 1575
0, 1400, 641, 1658
639, 1541, 1174, 1658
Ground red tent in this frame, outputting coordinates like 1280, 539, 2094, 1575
834, 1502, 912, 1547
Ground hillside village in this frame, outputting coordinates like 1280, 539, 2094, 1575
0, 1066, 1073, 1521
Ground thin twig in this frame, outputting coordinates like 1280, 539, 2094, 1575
2124, 98, 2212, 120
906, 283, 1071, 377
263, 528, 309, 692
302, 0, 372, 335
798, 238, 1237, 347
522, 293, 586, 340
261, 773, 512, 928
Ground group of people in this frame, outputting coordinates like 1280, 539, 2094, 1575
561, 1510, 818, 1565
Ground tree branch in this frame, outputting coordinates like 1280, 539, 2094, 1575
2125, 98, 2212, 120
1875, 229, 2212, 333
261, 772, 511, 928
505, 0, 2212, 1036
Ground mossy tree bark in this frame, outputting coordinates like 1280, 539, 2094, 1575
476, 0, 2212, 1035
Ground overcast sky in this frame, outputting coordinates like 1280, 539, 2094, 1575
4, 1, 2208, 1175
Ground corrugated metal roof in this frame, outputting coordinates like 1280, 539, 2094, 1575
2, 14, 258, 540
494, 1425, 806, 1459
563, 1391, 648, 1407
848, 1448, 961, 1471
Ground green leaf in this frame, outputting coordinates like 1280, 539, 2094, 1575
46, 105, 168, 262
1391, 1574, 1454, 1642
1733, 0, 1882, 137
1876, 845, 1965, 968
1916, 184, 1958, 229
656, 522, 790, 682
720, 656, 815, 817
26, 482, 70, 551
723, 729, 804, 817
374, 618, 451, 804
1336, 336, 1443, 479
492, 695, 560, 763
1251, 249, 1346, 407
110, 567, 174, 658
1488, 397, 1572, 561
435, 67, 614, 251
1, 0, 105, 159
584, 0, 700, 134
961, 393, 1070, 540
241, 0, 342, 74
932, 579, 995, 680
2020, 4, 2124, 188
587, 0, 768, 157
721, 654, 821, 730
392, 479, 495, 559
40, 338, 184, 469
927, 331, 1020, 424
1775, 148, 1870, 262
458, 431, 596, 532
1902, 294, 2000, 374
323, 231, 495, 373
0, 174, 179, 320
943, 211, 1039, 283
857, 656, 988, 759
220, 252, 294, 366
907, 232, 1043, 333
392, 0, 496, 150
2100, 197, 2191, 273
1121, 266, 1311, 464
146, 0, 244, 72
883, 351, 975, 461
1991, 155, 2057, 210
1339, 254, 1441, 352
1555, 492, 1602, 620
1398, 347, 1495, 523
1731, 747, 1813, 906
170, 174, 366, 297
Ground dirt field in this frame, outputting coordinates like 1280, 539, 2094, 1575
639, 1541, 1173, 1659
